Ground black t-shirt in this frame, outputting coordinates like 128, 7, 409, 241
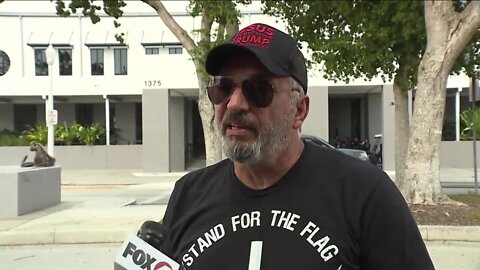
162, 141, 434, 270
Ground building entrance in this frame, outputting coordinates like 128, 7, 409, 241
328, 96, 366, 147
185, 99, 206, 169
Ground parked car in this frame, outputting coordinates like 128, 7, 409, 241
301, 134, 374, 164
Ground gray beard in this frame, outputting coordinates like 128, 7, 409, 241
218, 112, 292, 165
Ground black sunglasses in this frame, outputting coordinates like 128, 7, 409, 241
207, 76, 299, 108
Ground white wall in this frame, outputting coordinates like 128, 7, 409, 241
0, 1, 472, 97
368, 92, 382, 145
302, 86, 329, 140
0, 12, 200, 98
0, 17, 23, 81
382, 85, 396, 171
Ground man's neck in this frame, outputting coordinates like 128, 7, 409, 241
233, 138, 304, 190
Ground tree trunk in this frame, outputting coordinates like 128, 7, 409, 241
143, 0, 223, 165
401, 61, 448, 205
196, 75, 222, 165
392, 69, 410, 186
226, 22, 239, 36
402, 1, 480, 205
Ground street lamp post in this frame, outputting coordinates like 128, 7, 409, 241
46, 44, 56, 157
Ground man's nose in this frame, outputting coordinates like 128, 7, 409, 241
226, 86, 250, 111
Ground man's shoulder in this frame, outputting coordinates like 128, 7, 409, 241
177, 158, 232, 187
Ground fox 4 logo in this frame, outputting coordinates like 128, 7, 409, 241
122, 242, 173, 270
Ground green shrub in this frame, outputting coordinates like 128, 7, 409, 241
14, 123, 108, 146
460, 107, 480, 140
77, 123, 106, 145
56, 123, 81, 145
22, 124, 48, 145
0, 132, 29, 146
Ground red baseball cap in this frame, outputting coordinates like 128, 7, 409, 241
205, 23, 308, 92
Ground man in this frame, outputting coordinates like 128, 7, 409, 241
161, 23, 434, 269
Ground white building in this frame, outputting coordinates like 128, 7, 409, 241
0, 1, 475, 172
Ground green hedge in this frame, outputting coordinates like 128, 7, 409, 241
0, 123, 108, 146
0, 129, 29, 146
460, 107, 480, 140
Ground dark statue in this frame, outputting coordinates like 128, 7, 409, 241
20, 142, 56, 167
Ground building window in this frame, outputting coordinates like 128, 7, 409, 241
34, 49, 48, 76
14, 104, 37, 132
75, 104, 94, 126
58, 49, 73, 76
168, 47, 183, 54
0, 50, 11, 76
114, 48, 128, 75
145, 48, 159, 55
90, 49, 104, 75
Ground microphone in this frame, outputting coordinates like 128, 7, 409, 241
114, 220, 180, 270
137, 221, 168, 252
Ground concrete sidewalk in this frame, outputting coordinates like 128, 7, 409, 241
0, 169, 185, 246
0, 169, 479, 246
61, 169, 188, 185
385, 167, 479, 182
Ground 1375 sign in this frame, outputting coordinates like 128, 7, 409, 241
144, 80, 162, 87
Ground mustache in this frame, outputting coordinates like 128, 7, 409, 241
221, 111, 258, 132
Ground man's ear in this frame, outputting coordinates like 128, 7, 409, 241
293, 95, 309, 129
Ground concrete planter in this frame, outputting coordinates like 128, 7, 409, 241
440, 141, 480, 168
0, 166, 61, 217
0, 145, 142, 170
